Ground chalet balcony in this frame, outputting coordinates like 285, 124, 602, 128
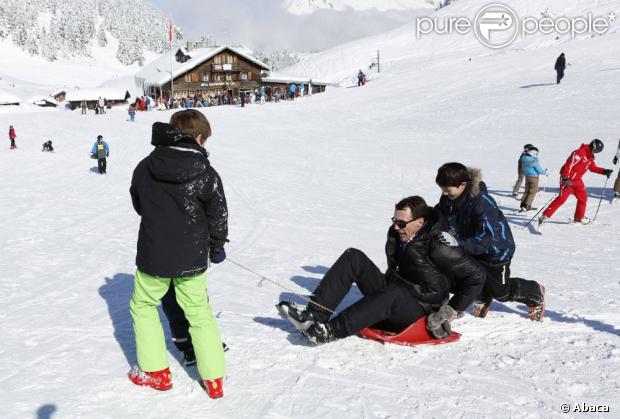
211, 64, 242, 72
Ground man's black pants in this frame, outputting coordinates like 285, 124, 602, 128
310, 248, 425, 338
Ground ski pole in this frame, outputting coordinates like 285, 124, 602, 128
226, 258, 335, 314
523, 193, 557, 229
592, 176, 610, 222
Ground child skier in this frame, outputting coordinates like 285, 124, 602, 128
128, 109, 228, 398
9, 125, 16, 149
512, 144, 533, 198
128, 104, 136, 122
613, 139, 620, 201
519, 146, 548, 212
539, 139, 613, 225
90, 135, 109, 174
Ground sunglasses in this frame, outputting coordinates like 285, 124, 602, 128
391, 217, 416, 229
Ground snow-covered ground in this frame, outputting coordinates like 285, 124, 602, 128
1, 2, 620, 418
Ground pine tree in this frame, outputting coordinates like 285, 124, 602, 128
97, 26, 107, 47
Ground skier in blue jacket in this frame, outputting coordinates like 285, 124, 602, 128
91, 135, 110, 174
519, 146, 548, 212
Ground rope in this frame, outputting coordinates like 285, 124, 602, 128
226, 258, 335, 314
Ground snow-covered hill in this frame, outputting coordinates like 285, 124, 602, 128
1, 1, 619, 418
285, 0, 435, 15
283, 0, 620, 85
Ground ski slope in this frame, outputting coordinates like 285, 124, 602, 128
1, 5, 620, 419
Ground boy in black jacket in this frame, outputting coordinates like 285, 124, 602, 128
128, 110, 228, 398
277, 196, 485, 345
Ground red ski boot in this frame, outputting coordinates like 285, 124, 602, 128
203, 378, 224, 399
128, 366, 172, 391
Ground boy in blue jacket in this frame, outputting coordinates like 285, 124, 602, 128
519, 146, 548, 212
91, 135, 109, 174
435, 163, 545, 321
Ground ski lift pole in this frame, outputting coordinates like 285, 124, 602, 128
592, 176, 610, 222
226, 258, 335, 314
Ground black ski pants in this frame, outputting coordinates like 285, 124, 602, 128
556, 69, 564, 84
310, 248, 426, 338
161, 283, 193, 352
97, 157, 106, 173
476, 259, 543, 307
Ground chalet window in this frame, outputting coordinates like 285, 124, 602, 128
214, 56, 222, 64
225, 73, 232, 81
226, 55, 233, 64
248, 72, 252, 80
203, 73, 210, 82
215, 73, 222, 81
185, 74, 192, 82
241, 72, 248, 81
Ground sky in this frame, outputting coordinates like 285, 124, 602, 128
147, 0, 425, 52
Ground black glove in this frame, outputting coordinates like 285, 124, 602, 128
384, 267, 402, 283
603, 169, 613, 178
426, 305, 457, 339
209, 247, 226, 264
560, 177, 572, 188
613, 156, 618, 165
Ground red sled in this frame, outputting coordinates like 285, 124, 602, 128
359, 316, 460, 346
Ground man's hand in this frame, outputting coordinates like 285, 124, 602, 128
426, 305, 458, 339
603, 169, 613, 178
613, 156, 618, 165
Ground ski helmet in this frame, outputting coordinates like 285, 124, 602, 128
589, 139, 604, 154
524, 143, 533, 150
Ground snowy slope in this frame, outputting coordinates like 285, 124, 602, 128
1, 2, 620, 419
284, 0, 620, 85
286, 0, 434, 15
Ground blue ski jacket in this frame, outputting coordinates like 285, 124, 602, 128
520, 154, 547, 177
436, 168, 515, 264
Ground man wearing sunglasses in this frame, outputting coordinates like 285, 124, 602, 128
277, 196, 485, 345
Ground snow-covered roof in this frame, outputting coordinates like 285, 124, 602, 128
136, 45, 271, 87
0, 89, 22, 105
262, 76, 332, 85
30, 96, 58, 106
64, 88, 130, 102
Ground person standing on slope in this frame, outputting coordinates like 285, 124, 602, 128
91, 135, 109, 174
8, 125, 17, 149
555, 53, 566, 84
539, 139, 613, 225
613, 139, 620, 200
512, 144, 534, 198
127, 109, 228, 398
519, 146, 548, 212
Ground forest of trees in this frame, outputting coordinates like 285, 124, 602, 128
0, 0, 181, 66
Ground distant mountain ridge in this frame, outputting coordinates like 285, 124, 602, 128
285, 0, 440, 15
0, 0, 176, 66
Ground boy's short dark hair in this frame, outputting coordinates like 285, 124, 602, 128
436, 162, 470, 187
170, 109, 212, 142
395, 196, 433, 220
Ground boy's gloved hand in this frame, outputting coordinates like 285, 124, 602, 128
603, 169, 613, 178
437, 231, 458, 247
426, 305, 458, 339
209, 247, 226, 264
613, 156, 618, 165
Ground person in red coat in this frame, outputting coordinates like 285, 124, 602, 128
9, 125, 16, 149
540, 139, 613, 225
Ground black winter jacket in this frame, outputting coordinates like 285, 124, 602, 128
385, 210, 485, 312
555, 54, 566, 71
130, 122, 228, 278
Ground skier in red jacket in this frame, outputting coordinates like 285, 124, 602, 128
539, 139, 613, 225
9, 125, 16, 149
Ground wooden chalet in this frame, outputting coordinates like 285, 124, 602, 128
137, 45, 271, 100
